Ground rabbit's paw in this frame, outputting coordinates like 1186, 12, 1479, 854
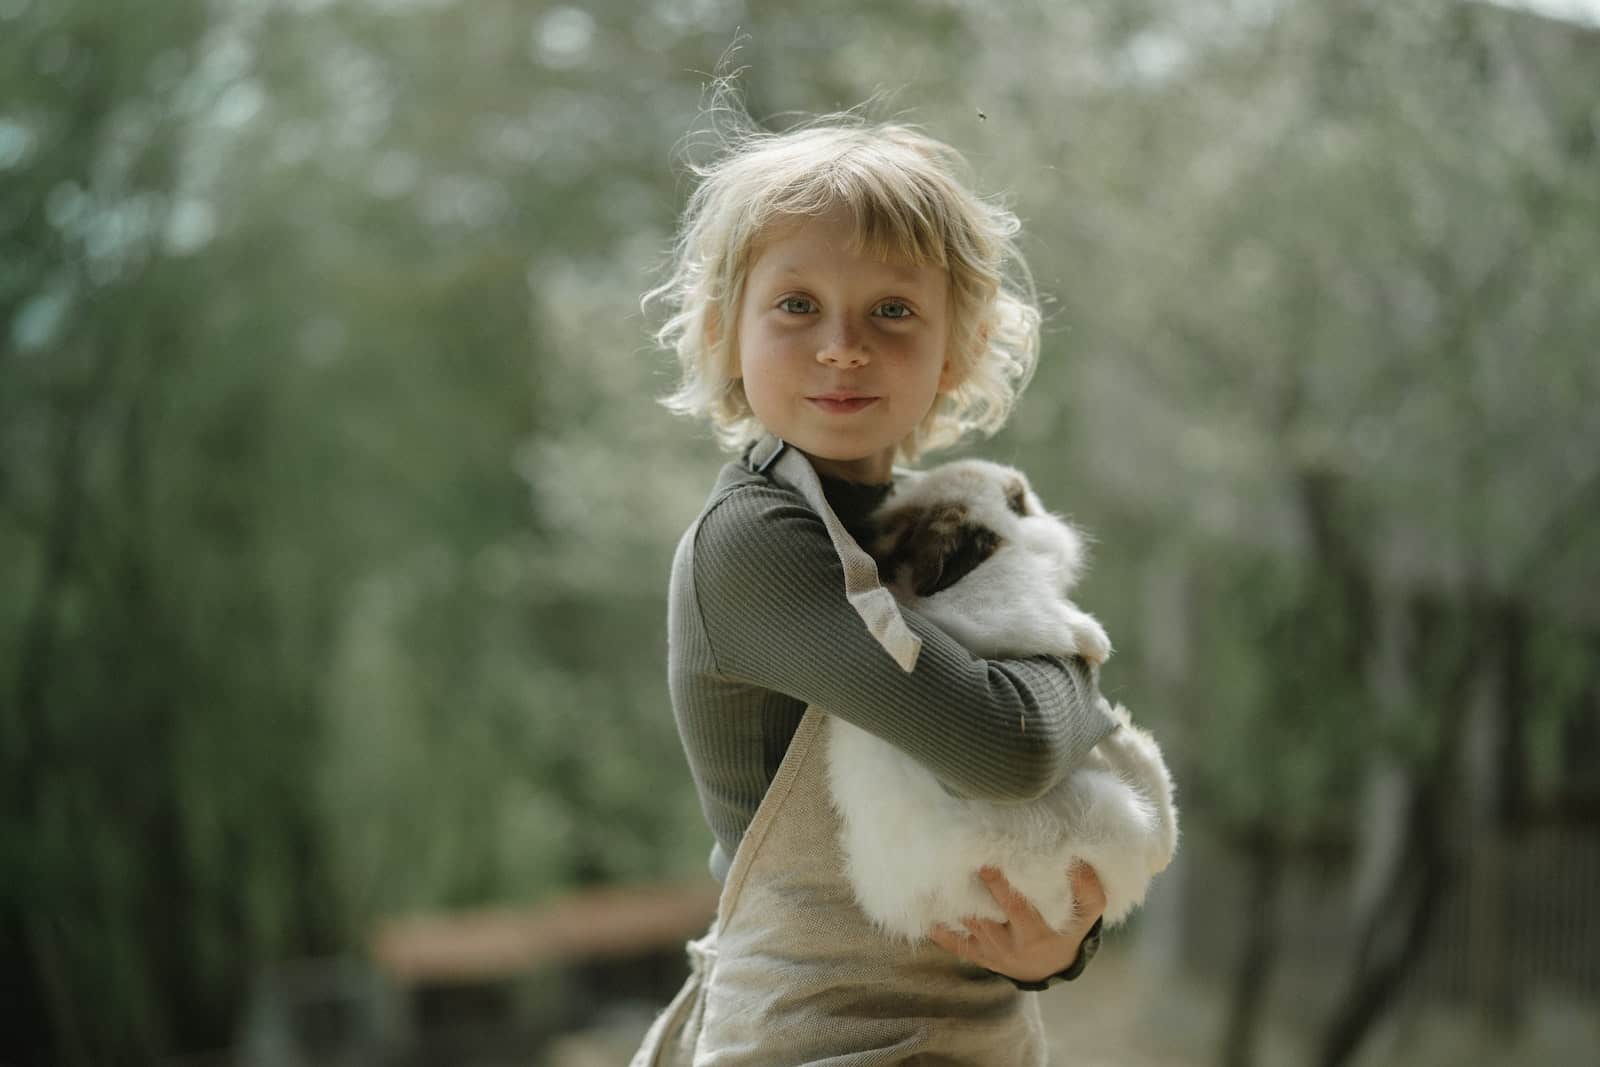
1065, 608, 1112, 664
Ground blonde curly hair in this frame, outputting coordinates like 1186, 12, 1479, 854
646, 104, 1041, 463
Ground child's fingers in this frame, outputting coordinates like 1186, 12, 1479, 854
930, 918, 1008, 970
929, 868, 1108, 980
1068, 863, 1107, 919
977, 867, 1047, 933
957, 916, 1011, 970
961, 915, 1008, 954
929, 923, 979, 963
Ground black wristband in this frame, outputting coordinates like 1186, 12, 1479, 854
994, 916, 1103, 991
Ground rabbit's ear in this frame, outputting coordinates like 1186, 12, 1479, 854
908, 503, 1003, 597
874, 501, 1005, 596
1005, 478, 1031, 517
926, 518, 1002, 596
871, 509, 920, 572
873, 506, 941, 593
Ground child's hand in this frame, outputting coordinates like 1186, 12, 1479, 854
927, 864, 1106, 984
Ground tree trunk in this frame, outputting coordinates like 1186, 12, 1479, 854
9, 338, 120, 1064
1464, 600, 1528, 1032
1317, 592, 1478, 1067
1317, 785, 1449, 1067
1220, 828, 1284, 1067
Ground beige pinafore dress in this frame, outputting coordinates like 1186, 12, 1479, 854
631, 437, 1046, 1066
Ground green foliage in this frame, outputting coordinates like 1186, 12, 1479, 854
4, 0, 1597, 1062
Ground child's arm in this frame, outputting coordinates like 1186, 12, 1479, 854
689, 483, 1117, 801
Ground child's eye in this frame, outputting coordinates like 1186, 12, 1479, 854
780, 296, 817, 314
875, 300, 913, 320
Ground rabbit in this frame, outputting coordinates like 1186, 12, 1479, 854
825, 459, 1179, 940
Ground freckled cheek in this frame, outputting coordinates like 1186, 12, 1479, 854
754, 330, 814, 364
739, 333, 809, 397
874, 334, 937, 367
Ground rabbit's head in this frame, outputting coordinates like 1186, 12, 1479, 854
871, 460, 1088, 597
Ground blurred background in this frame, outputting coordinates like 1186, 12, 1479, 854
4, 0, 1598, 1064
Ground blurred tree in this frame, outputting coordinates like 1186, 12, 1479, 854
6, 0, 1596, 1062
956, 2, 1600, 1063
0, 0, 309, 1060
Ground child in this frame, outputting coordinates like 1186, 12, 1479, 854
633, 100, 1121, 1066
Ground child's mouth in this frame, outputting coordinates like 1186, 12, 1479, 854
808, 395, 879, 414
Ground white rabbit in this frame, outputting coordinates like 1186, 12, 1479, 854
825, 459, 1178, 940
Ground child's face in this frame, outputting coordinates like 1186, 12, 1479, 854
734, 208, 954, 484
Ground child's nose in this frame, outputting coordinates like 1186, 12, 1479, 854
817, 323, 869, 367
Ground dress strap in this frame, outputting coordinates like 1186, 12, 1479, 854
744, 434, 785, 474
745, 434, 922, 673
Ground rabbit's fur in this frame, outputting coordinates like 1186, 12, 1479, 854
825, 459, 1178, 940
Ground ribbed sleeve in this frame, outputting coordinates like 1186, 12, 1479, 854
667, 461, 1117, 882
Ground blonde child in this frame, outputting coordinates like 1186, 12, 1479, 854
633, 102, 1119, 1065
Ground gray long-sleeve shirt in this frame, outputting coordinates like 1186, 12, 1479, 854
668, 451, 1118, 883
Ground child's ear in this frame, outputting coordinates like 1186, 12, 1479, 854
939, 324, 986, 392
938, 349, 970, 393
938, 358, 963, 393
